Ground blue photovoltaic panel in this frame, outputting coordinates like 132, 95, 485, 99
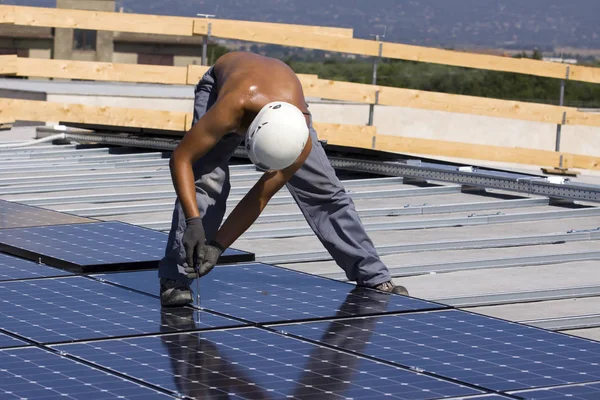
54, 326, 482, 400
0, 347, 173, 399
0, 331, 27, 349
0, 276, 244, 344
446, 396, 512, 400
0, 199, 93, 229
95, 263, 443, 323
511, 382, 600, 399
276, 310, 600, 392
0, 253, 72, 281
0, 221, 254, 272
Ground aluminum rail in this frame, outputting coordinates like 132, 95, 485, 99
36, 128, 600, 203
329, 157, 600, 203
435, 285, 600, 308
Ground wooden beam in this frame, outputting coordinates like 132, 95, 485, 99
2, 99, 187, 131
193, 20, 380, 56
193, 18, 352, 38
383, 42, 570, 81
313, 122, 376, 149
186, 65, 211, 85
569, 64, 600, 84
16, 58, 188, 84
5, 5, 194, 36
374, 134, 600, 171
0, 55, 17, 75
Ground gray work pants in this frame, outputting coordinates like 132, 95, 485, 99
158, 68, 391, 288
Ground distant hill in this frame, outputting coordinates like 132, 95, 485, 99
7, 0, 600, 49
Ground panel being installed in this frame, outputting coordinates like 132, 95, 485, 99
511, 382, 600, 400
0, 199, 94, 229
0, 347, 173, 399
54, 326, 483, 400
0, 221, 254, 272
276, 310, 600, 392
95, 263, 444, 323
0, 277, 244, 344
0, 253, 72, 281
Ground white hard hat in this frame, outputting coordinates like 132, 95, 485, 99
246, 102, 309, 171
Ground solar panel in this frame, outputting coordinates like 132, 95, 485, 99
0, 347, 173, 399
445, 396, 512, 400
0, 276, 244, 344
0, 221, 254, 272
276, 310, 600, 392
53, 326, 483, 400
511, 382, 600, 400
0, 331, 28, 349
94, 263, 443, 323
0, 199, 93, 229
0, 253, 72, 282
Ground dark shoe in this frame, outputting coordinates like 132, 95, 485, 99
373, 281, 409, 296
160, 278, 193, 307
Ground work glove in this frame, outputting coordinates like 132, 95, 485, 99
182, 216, 206, 269
184, 241, 225, 279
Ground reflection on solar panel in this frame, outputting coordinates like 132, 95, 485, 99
511, 382, 600, 400
0, 221, 254, 272
0, 331, 27, 349
0, 348, 173, 399
94, 263, 443, 323
0, 253, 72, 281
276, 310, 600, 392
55, 326, 483, 400
0, 199, 93, 229
0, 277, 244, 344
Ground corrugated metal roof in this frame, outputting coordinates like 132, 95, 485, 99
2, 125, 599, 341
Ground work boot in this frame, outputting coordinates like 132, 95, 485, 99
160, 278, 193, 307
373, 281, 409, 296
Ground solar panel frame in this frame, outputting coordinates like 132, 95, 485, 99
0, 199, 95, 229
93, 263, 446, 324
0, 276, 247, 344
274, 310, 600, 392
0, 253, 73, 282
0, 330, 29, 350
53, 326, 484, 400
0, 221, 254, 272
0, 347, 175, 399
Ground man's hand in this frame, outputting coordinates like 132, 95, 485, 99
182, 217, 206, 268
184, 241, 224, 279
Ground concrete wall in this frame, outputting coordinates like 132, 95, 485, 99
308, 103, 600, 157
54, 0, 115, 62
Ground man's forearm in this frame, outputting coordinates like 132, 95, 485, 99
215, 181, 271, 248
170, 155, 200, 219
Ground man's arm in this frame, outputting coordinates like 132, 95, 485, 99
215, 138, 313, 249
170, 95, 244, 219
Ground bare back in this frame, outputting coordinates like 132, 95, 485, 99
213, 52, 309, 132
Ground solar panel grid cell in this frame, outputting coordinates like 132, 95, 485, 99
95, 263, 443, 324
0, 348, 173, 399
0, 253, 72, 281
0, 277, 243, 344
54, 326, 483, 400
276, 310, 600, 392
0, 222, 254, 272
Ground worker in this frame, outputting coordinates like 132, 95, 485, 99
158, 52, 408, 307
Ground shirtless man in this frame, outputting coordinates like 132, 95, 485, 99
159, 52, 408, 306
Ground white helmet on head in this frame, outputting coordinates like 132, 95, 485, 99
246, 101, 309, 171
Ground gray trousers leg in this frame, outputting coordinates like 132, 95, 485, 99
286, 124, 391, 288
158, 70, 243, 284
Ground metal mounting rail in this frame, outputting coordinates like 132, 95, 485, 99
37, 127, 600, 203
329, 157, 600, 203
